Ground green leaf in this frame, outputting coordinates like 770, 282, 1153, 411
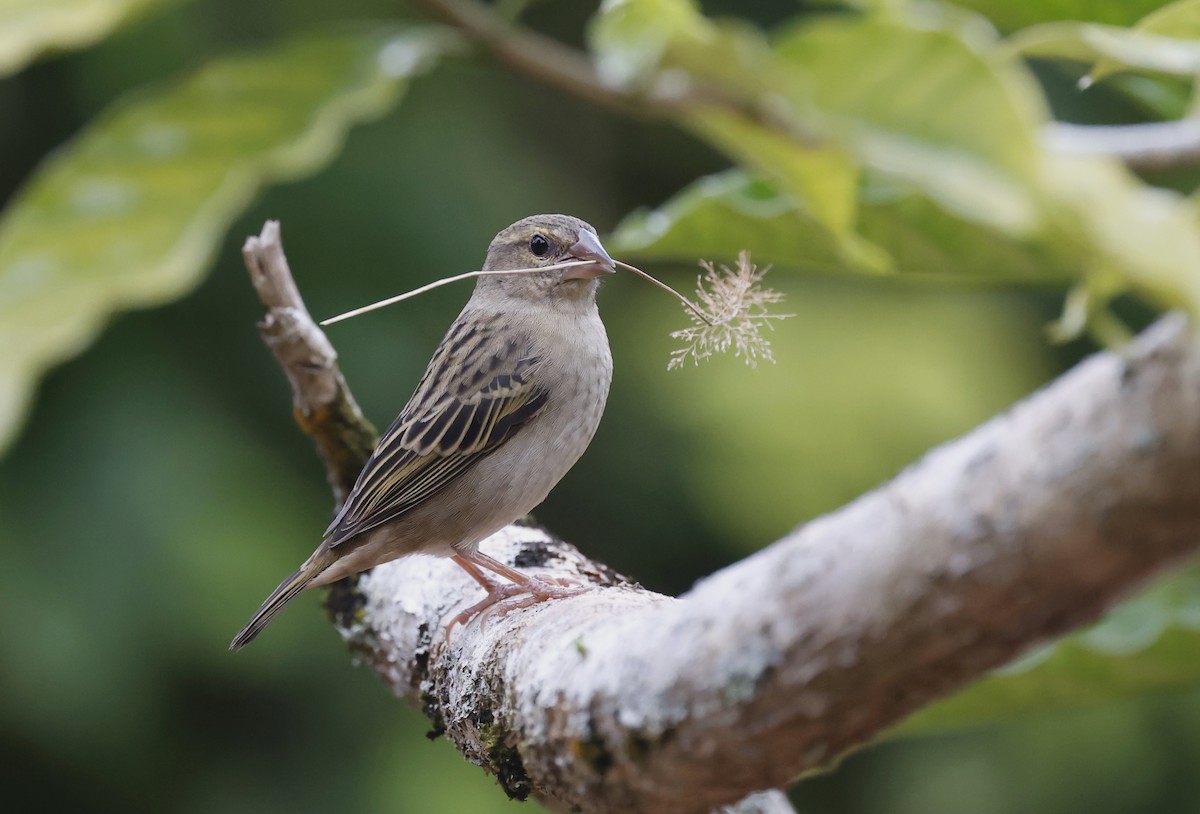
609, 171, 847, 273
600, 2, 1200, 318
780, 10, 1200, 312
771, 13, 1046, 236
0, 0, 168, 77
894, 564, 1200, 735
590, 0, 888, 273
588, 0, 708, 90
684, 110, 890, 273
1125, 0, 1200, 38
1039, 154, 1200, 310
949, 0, 1168, 33
610, 169, 1070, 284
1010, 20, 1200, 82
592, 3, 1049, 245
1094, 0, 1200, 82
0, 27, 451, 455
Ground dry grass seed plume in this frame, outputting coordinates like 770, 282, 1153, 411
320, 250, 792, 369
666, 251, 792, 370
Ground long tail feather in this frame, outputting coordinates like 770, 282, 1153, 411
230, 552, 331, 650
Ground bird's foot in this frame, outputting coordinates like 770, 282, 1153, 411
447, 574, 590, 632
472, 578, 591, 628
446, 551, 592, 633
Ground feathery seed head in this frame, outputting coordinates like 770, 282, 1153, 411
667, 252, 792, 370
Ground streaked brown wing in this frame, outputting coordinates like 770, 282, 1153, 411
325, 314, 548, 547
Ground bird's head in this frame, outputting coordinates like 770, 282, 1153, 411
480, 214, 616, 302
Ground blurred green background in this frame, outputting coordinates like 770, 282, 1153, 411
4, 0, 1200, 812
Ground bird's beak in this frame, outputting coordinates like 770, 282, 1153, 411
562, 231, 616, 280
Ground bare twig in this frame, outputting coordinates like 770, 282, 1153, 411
407, 0, 642, 113
243, 221, 377, 501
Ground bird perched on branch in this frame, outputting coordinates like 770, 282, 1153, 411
231, 214, 615, 649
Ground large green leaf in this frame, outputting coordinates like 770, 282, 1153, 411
895, 563, 1200, 735
1096, 0, 1200, 83
595, 1, 1200, 317
1011, 21, 1200, 81
0, 0, 168, 77
0, 27, 450, 455
770, 13, 1047, 236
949, 0, 1168, 33
592, 2, 1047, 257
1009, 0, 1200, 88
1123, 0, 1200, 39
610, 171, 846, 273
768, 9, 1200, 309
589, 0, 889, 273
610, 169, 1069, 284
1040, 154, 1200, 309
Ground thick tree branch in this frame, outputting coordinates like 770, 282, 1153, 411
338, 314, 1200, 814
242, 221, 1200, 812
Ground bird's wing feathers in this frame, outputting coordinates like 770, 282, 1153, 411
325, 315, 548, 547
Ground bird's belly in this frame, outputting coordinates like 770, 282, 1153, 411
314, 356, 610, 584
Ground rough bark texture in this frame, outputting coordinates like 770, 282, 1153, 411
243, 221, 1200, 814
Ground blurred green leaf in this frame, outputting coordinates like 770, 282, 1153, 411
590, 1, 1078, 273
0, 0, 168, 77
1124, 0, 1200, 39
771, 13, 1047, 236
610, 169, 1069, 283
592, 2, 1048, 250
597, 2, 1200, 318
1011, 20, 1200, 82
896, 564, 1200, 735
1039, 154, 1200, 309
1095, 0, 1200, 83
588, 0, 706, 90
589, 0, 889, 273
610, 170, 845, 273
0, 26, 450, 456
950, 0, 1168, 33
685, 111, 891, 273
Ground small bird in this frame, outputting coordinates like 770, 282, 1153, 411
231, 214, 615, 650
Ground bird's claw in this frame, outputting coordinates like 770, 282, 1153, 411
448, 576, 591, 633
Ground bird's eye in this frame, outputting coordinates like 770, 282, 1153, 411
529, 234, 551, 258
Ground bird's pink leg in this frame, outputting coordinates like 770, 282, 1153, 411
448, 551, 590, 630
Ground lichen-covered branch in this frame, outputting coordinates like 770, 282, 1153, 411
241, 221, 796, 814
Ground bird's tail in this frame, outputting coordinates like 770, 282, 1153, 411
229, 550, 333, 651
